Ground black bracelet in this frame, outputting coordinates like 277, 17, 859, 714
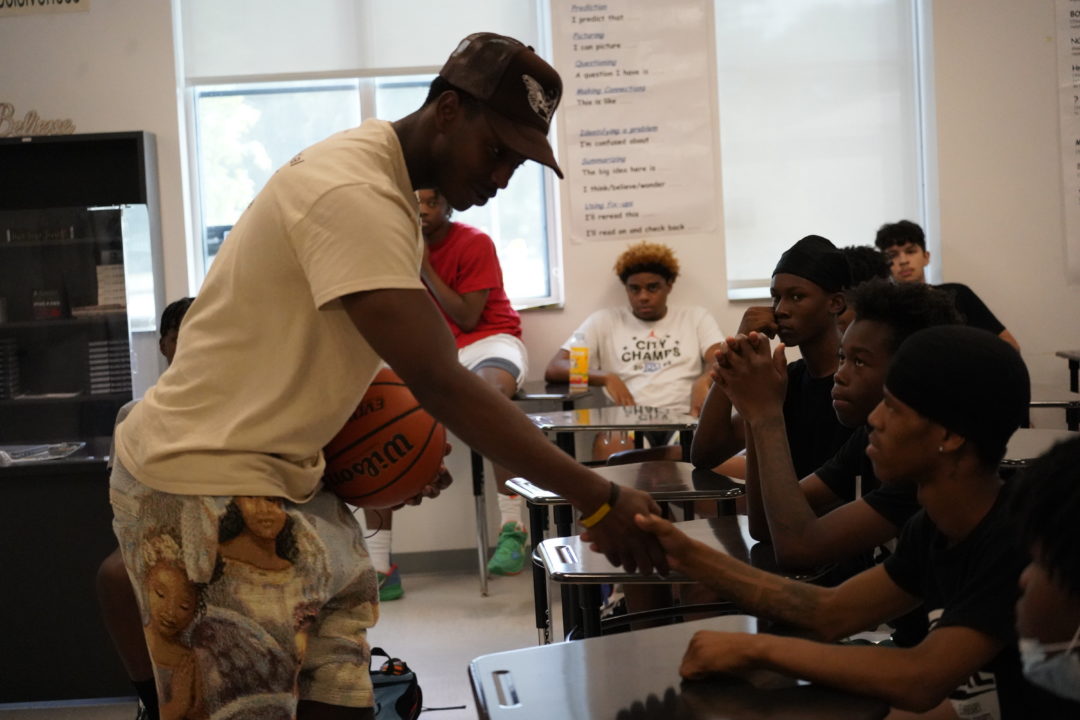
608, 481, 621, 508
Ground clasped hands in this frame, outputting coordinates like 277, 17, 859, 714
709, 332, 788, 421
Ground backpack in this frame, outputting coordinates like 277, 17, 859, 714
370, 646, 422, 720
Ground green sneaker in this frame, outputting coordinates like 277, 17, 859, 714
487, 522, 528, 576
376, 564, 404, 602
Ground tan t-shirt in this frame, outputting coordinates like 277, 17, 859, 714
116, 119, 423, 501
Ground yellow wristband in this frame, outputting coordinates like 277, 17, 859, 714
580, 502, 612, 529
580, 482, 620, 528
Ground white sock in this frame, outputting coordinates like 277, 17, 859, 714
498, 493, 523, 530
366, 528, 392, 573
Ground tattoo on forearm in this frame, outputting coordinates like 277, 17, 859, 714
699, 555, 824, 630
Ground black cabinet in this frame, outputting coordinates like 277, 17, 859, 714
0, 132, 164, 450
0, 132, 164, 703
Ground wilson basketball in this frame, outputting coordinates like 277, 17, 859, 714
323, 368, 446, 508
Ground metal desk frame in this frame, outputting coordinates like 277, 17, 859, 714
469, 383, 593, 596
508, 460, 745, 643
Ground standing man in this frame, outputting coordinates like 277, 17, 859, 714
112, 33, 666, 720
874, 219, 1020, 351
545, 241, 725, 460
365, 187, 532, 596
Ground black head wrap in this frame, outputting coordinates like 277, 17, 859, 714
886, 326, 1030, 465
773, 235, 851, 293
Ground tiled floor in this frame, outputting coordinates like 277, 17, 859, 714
0, 569, 554, 720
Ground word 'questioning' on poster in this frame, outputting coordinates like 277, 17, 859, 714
552, 0, 718, 243
1059, 0, 1080, 282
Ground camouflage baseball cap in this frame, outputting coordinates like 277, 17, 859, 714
439, 32, 564, 178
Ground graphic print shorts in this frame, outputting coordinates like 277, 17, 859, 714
109, 459, 379, 718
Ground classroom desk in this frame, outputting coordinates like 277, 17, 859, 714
1001, 427, 1078, 469
507, 462, 745, 644
1029, 383, 1080, 431
469, 614, 888, 720
539, 516, 824, 639
1055, 350, 1080, 393
514, 381, 595, 408
526, 405, 699, 460
469, 383, 594, 597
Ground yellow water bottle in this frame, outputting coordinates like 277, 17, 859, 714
569, 332, 589, 392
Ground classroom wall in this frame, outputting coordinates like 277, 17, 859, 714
523, 0, 1078, 388
0, 0, 193, 304
931, 0, 1078, 386
1, 0, 1074, 556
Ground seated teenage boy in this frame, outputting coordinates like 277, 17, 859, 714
635, 325, 1074, 719
712, 279, 959, 580
874, 219, 1019, 352
363, 187, 532, 594
544, 241, 724, 460
1009, 436, 1080, 709
692, 235, 853, 480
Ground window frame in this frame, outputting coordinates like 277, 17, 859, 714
183, 70, 564, 309
715, 0, 933, 300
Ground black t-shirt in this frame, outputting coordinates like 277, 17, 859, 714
937, 283, 1005, 335
883, 485, 1077, 718
784, 359, 853, 479
814, 425, 920, 529
813, 426, 923, 629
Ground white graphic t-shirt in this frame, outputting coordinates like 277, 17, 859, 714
561, 305, 724, 412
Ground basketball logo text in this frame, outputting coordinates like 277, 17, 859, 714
324, 433, 416, 489
348, 396, 385, 422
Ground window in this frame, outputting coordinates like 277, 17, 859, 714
192, 79, 362, 267
190, 74, 556, 306
716, 0, 925, 298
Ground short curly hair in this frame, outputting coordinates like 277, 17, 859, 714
160, 297, 194, 337
841, 245, 891, 287
846, 278, 961, 354
874, 220, 925, 251
614, 241, 680, 283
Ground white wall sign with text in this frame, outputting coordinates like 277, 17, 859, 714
552, 0, 718, 243
1058, 0, 1080, 282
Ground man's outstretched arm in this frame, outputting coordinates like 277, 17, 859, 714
636, 513, 1003, 711
680, 623, 1002, 713
636, 512, 913, 639
343, 287, 668, 573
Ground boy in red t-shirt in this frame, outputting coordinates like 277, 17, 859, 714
364, 188, 530, 598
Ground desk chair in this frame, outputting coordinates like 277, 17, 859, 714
999, 428, 1079, 478
1055, 350, 1080, 393
509, 462, 744, 643
1028, 383, 1080, 431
